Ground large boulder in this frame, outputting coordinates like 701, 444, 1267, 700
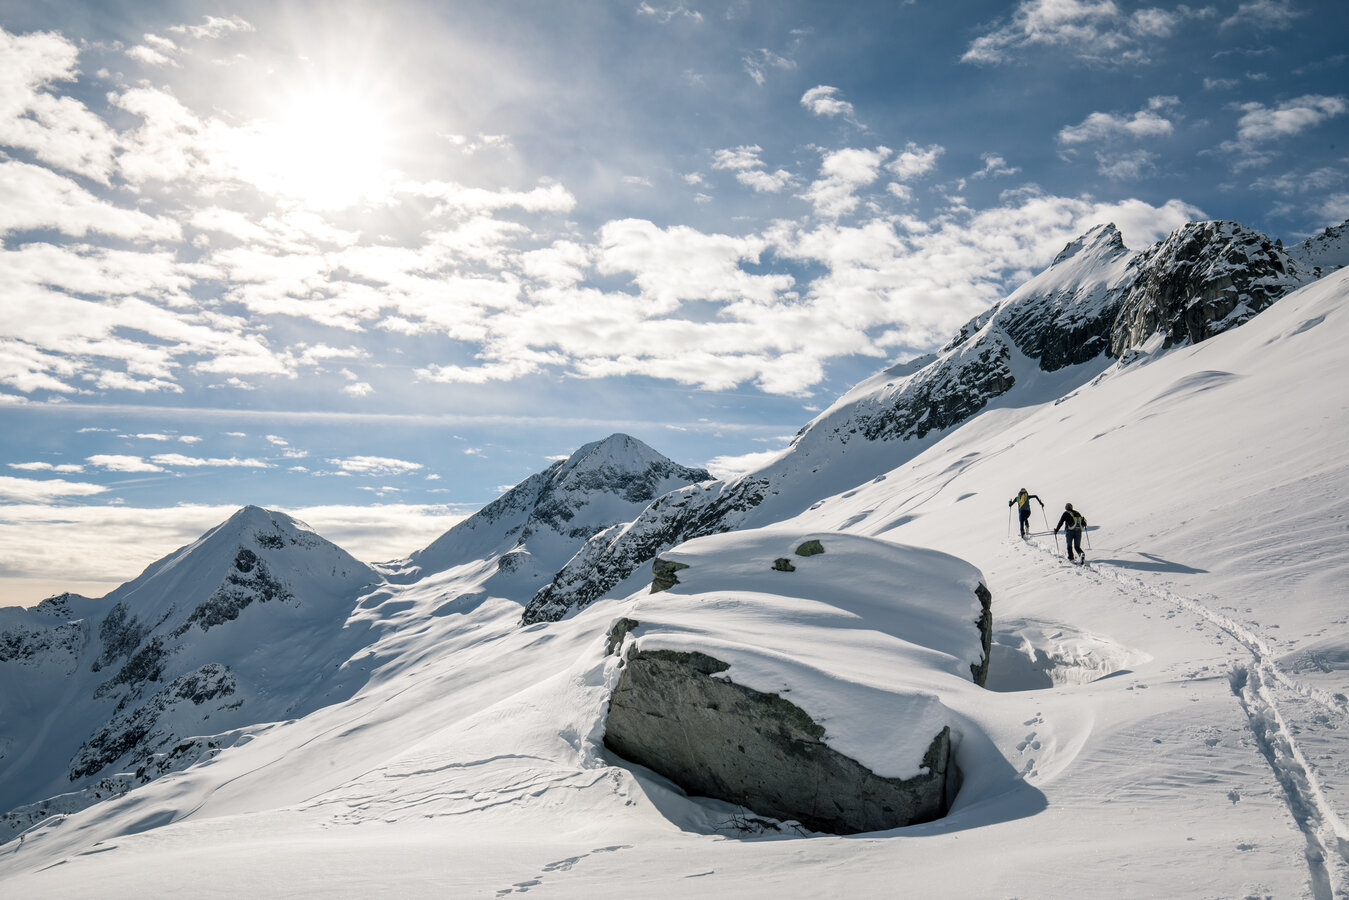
605, 644, 952, 834
600, 528, 991, 834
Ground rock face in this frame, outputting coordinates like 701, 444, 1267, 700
522, 477, 767, 624
604, 646, 952, 834
1109, 221, 1306, 356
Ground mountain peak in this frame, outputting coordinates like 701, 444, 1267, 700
1051, 222, 1125, 266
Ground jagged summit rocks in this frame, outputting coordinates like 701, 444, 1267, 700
1109, 220, 1307, 356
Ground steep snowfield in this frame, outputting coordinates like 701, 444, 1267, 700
2, 272, 1347, 897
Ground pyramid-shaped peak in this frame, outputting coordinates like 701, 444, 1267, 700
1051, 223, 1125, 266
567, 433, 670, 468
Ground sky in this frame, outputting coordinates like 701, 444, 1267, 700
1, 0, 1346, 606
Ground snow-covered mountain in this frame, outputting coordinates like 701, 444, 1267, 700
523, 218, 1334, 624
0, 506, 381, 836
3, 217, 1349, 897
382, 433, 710, 592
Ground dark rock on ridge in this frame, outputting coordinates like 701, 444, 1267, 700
604, 646, 952, 834
1110, 220, 1305, 356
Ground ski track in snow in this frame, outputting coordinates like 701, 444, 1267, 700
1018, 536, 1349, 899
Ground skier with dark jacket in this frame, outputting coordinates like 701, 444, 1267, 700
1054, 503, 1087, 562
1008, 488, 1043, 537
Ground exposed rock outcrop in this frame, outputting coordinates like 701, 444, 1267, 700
1109, 220, 1306, 356
604, 646, 952, 834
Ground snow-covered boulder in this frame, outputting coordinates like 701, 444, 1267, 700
601, 528, 991, 833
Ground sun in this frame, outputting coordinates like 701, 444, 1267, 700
236, 82, 400, 210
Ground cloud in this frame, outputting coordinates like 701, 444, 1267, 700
86, 454, 166, 473
1220, 0, 1301, 31
801, 146, 891, 219
1233, 94, 1346, 143
971, 153, 1021, 180
712, 145, 794, 193
963, 0, 1211, 65
704, 447, 790, 479
327, 456, 425, 476
887, 143, 944, 181
743, 48, 796, 86
0, 29, 120, 183
127, 36, 180, 68
169, 15, 256, 40
1095, 149, 1159, 180
1058, 98, 1178, 144
149, 454, 272, 468
0, 475, 108, 502
8, 461, 85, 473
0, 160, 180, 240
0, 502, 464, 597
636, 3, 703, 24
801, 86, 858, 123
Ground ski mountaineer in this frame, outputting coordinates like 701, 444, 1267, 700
1008, 488, 1043, 537
1054, 503, 1088, 563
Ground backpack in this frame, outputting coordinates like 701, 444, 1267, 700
1068, 510, 1084, 529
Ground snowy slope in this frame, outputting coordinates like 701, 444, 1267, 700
2, 251, 1348, 897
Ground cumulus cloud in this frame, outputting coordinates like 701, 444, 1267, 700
1058, 97, 1178, 144
742, 48, 795, 86
801, 86, 858, 123
149, 454, 272, 468
1233, 94, 1346, 143
1220, 0, 1301, 31
636, 3, 703, 24
972, 153, 1021, 180
9, 462, 85, 473
712, 145, 794, 193
802, 147, 891, 219
0, 29, 120, 183
169, 15, 256, 40
86, 454, 166, 473
963, 0, 1211, 65
887, 143, 944, 181
0, 501, 463, 600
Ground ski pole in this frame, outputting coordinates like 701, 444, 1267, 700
1086, 528, 1093, 550
1007, 506, 1012, 537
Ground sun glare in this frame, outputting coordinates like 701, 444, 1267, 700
237, 84, 400, 210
